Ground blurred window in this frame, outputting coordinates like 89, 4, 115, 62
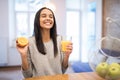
66, 0, 81, 62
9, 0, 49, 47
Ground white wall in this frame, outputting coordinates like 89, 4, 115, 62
0, 0, 8, 37
0, 0, 22, 66
96, 0, 102, 41
0, 0, 66, 66
0, 0, 9, 66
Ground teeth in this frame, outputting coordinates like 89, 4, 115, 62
45, 22, 51, 24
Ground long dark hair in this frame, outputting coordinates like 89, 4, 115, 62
33, 7, 58, 57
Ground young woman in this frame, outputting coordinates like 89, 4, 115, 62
16, 7, 73, 78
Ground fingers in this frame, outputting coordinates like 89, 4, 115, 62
65, 43, 73, 54
66, 43, 73, 50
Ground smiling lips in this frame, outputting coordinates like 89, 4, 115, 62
45, 22, 51, 25
43, 20, 53, 27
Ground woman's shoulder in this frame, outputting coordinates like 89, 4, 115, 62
57, 35, 62, 43
28, 36, 35, 40
28, 36, 35, 44
57, 35, 62, 40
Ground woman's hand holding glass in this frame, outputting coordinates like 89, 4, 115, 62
61, 36, 73, 57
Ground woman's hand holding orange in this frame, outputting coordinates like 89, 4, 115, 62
16, 37, 29, 57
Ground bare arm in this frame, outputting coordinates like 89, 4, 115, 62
20, 52, 29, 70
16, 44, 29, 70
62, 43, 73, 68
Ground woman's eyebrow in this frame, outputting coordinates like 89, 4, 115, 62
40, 12, 53, 17
40, 14, 46, 15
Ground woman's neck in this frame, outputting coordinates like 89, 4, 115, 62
41, 30, 51, 42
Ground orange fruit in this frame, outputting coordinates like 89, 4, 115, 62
16, 37, 28, 47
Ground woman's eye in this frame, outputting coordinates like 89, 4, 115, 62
41, 14, 46, 18
49, 15, 53, 18
40, 14, 53, 18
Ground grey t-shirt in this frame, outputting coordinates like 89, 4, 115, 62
22, 36, 66, 78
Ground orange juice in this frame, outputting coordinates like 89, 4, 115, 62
61, 41, 71, 52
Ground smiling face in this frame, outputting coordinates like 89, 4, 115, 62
40, 9, 54, 30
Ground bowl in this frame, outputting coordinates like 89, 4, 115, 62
89, 36, 120, 80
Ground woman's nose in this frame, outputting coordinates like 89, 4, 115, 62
46, 16, 51, 20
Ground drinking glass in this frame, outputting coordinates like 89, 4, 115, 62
61, 36, 72, 53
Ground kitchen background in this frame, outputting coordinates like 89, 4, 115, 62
0, 0, 103, 67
